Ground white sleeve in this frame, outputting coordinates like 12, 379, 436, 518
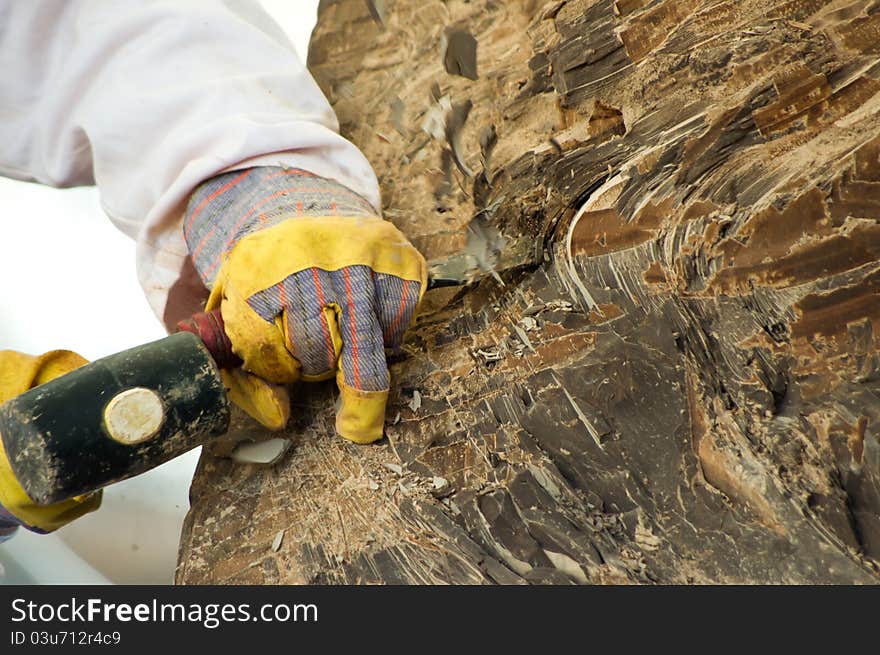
0, 0, 381, 322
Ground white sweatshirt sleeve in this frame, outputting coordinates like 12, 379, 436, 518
0, 0, 381, 324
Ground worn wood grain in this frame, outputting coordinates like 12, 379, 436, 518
177, 0, 880, 584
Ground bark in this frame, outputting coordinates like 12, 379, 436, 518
176, 0, 880, 584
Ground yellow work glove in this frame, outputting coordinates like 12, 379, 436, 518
184, 167, 426, 443
0, 350, 102, 537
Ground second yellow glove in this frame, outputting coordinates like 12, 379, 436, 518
0, 350, 102, 536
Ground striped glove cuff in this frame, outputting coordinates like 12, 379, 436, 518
183, 167, 378, 288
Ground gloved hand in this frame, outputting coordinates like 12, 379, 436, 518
0, 350, 102, 540
184, 167, 426, 443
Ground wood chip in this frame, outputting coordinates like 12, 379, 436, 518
408, 389, 422, 412
476, 347, 503, 362
513, 324, 537, 353
271, 529, 285, 552
365, 0, 385, 25
383, 462, 403, 475
421, 98, 449, 141
446, 100, 475, 177
391, 96, 406, 136
430, 476, 455, 499
437, 148, 455, 199
442, 28, 478, 80
480, 125, 498, 181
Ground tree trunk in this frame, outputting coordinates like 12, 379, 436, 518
176, 0, 880, 584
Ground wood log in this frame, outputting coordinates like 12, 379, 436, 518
176, 0, 880, 584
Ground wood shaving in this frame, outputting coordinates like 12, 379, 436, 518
442, 28, 478, 80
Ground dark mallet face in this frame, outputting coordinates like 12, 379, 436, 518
0, 332, 230, 506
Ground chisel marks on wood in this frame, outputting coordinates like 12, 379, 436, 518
618, 0, 702, 63
179, 0, 880, 585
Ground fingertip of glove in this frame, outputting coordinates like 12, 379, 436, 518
335, 384, 388, 445
335, 424, 384, 445
257, 406, 290, 432
222, 370, 291, 432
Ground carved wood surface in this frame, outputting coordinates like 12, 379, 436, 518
177, 0, 880, 584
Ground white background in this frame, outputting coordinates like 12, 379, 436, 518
0, 1, 320, 585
